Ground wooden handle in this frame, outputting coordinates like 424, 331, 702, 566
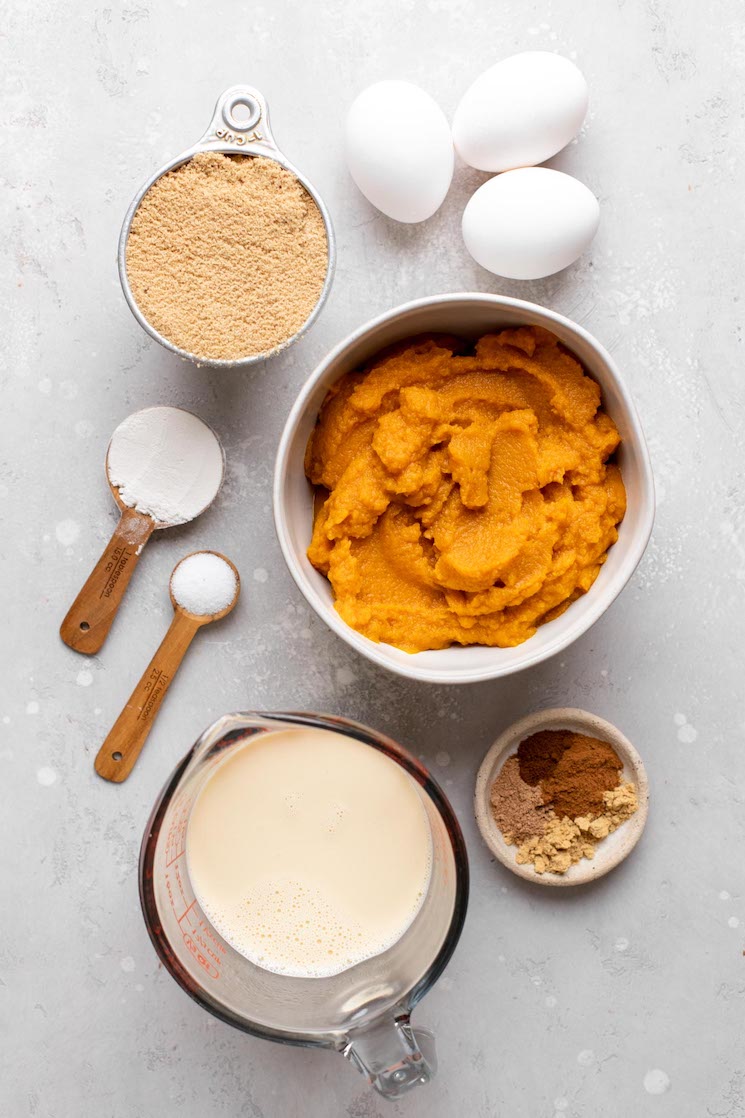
95, 610, 202, 783
60, 508, 155, 654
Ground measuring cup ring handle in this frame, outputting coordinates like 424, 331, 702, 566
201, 85, 278, 152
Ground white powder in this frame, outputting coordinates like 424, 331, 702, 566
107, 407, 224, 525
170, 552, 238, 616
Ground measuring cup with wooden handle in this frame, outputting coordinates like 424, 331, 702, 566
60, 407, 224, 655
95, 552, 240, 783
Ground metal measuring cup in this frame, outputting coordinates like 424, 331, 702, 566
117, 85, 336, 369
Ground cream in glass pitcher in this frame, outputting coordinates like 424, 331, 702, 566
186, 726, 432, 979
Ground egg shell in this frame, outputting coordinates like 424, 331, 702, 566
462, 167, 600, 280
452, 51, 589, 172
345, 80, 454, 223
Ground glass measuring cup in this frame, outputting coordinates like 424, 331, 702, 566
139, 712, 469, 1100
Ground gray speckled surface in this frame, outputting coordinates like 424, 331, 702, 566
3, 2, 744, 1115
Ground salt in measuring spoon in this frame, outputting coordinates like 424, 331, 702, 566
60, 406, 224, 655
95, 551, 240, 783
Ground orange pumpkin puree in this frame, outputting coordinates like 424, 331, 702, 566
306, 327, 626, 653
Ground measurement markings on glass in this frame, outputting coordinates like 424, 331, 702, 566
177, 898, 197, 925
161, 789, 225, 980
165, 792, 190, 866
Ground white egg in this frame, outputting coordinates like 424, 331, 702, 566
452, 52, 589, 172
345, 80, 454, 223
462, 167, 600, 280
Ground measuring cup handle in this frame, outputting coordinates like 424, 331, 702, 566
343, 1015, 436, 1100
59, 508, 155, 654
95, 610, 202, 783
198, 85, 281, 156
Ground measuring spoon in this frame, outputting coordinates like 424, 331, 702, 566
60, 407, 224, 655
95, 551, 240, 783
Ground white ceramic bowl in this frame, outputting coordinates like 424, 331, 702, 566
273, 294, 654, 684
474, 708, 649, 886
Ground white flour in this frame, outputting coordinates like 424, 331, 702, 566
107, 407, 223, 525
170, 552, 238, 616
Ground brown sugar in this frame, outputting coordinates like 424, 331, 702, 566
125, 152, 328, 361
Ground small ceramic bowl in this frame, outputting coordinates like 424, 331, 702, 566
474, 708, 649, 887
273, 293, 654, 685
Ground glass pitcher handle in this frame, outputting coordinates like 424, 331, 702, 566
342, 1014, 436, 1100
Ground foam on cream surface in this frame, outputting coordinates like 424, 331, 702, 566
186, 727, 432, 978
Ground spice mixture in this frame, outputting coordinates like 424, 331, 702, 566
490, 729, 638, 875
126, 152, 328, 361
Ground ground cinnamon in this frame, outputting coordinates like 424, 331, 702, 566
518, 729, 622, 817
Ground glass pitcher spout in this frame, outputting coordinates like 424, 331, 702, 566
343, 1014, 436, 1100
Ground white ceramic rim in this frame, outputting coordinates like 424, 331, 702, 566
473, 707, 650, 887
273, 293, 655, 684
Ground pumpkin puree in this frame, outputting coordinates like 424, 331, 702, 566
306, 327, 626, 653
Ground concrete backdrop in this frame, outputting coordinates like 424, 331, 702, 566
3, 1, 744, 1115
